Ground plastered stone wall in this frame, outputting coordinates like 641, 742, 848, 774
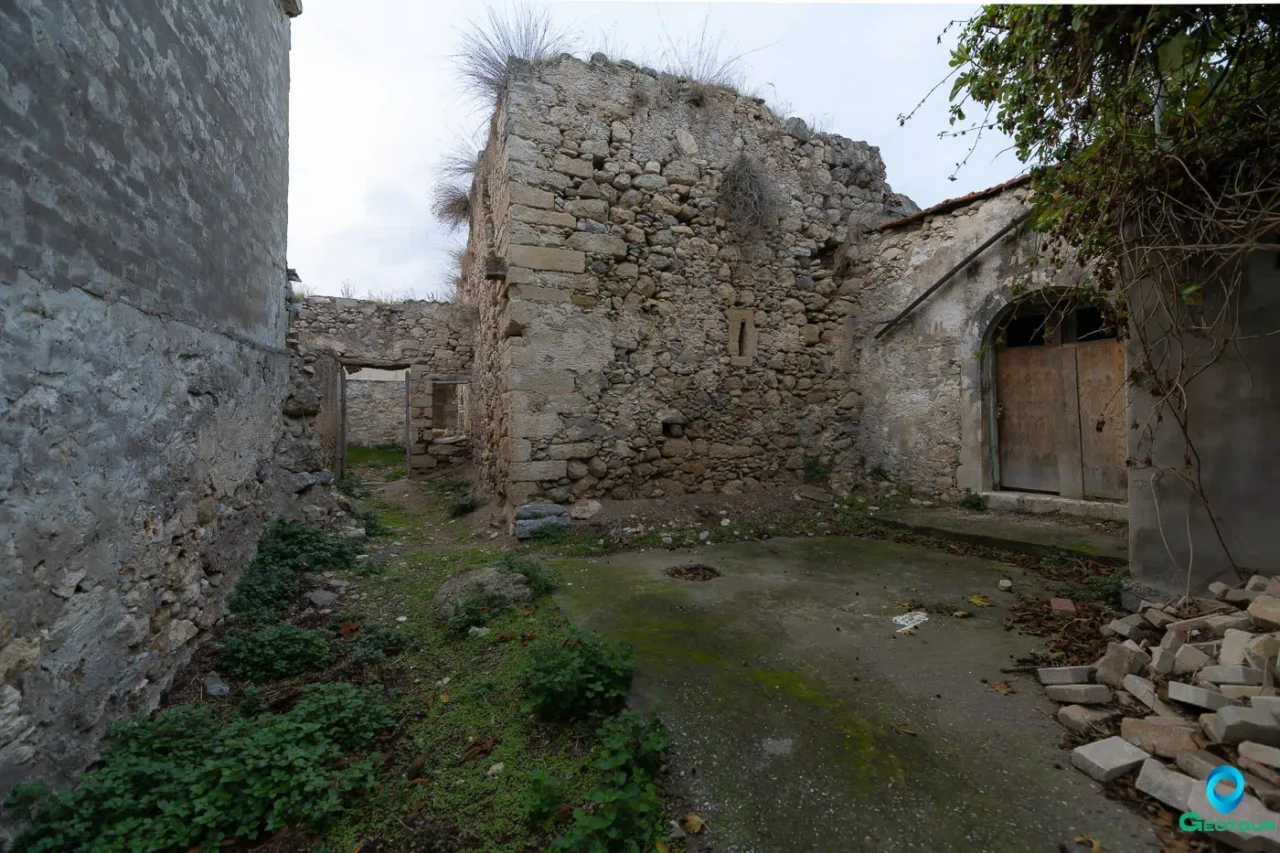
842, 188, 1088, 499
0, 0, 303, 799
345, 378, 405, 448
460, 54, 917, 507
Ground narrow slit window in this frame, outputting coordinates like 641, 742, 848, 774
736, 320, 747, 357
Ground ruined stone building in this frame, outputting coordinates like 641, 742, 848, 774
4, 7, 1279, 809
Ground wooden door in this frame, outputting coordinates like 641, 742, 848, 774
996, 345, 1065, 492
1075, 339, 1128, 499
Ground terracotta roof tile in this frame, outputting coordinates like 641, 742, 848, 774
875, 174, 1032, 232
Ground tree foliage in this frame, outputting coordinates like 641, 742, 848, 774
950, 5, 1280, 294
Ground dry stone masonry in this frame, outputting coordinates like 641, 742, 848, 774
458, 53, 918, 510
344, 377, 406, 447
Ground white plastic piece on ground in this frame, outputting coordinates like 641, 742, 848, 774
893, 611, 930, 633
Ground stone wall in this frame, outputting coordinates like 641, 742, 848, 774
843, 187, 1087, 499
291, 297, 474, 374
459, 54, 916, 508
345, 378, 405, 448
0, 0, 301, 799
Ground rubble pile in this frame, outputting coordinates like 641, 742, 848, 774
1038, 575, 1280, 851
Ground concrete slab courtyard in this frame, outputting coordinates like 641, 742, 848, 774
553, 537, 1160, 852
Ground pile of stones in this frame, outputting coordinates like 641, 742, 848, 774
1038, 575, 1280, 851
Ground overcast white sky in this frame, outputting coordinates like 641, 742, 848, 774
287, 1, 1020, 300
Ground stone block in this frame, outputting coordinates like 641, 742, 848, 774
514, 516, 569, 540
1151, 646, 1176, 676
1176, 748, 1228, 779
1123, 674, 1160, 710
1207, 613, 1256, 636
1222, 686, 1272, 700
1221, 628, 1255, 667
1242, 741, 1280, 770
507, 412, 561, 439
509, 246, 586, 273
507, 284, 571, 304
548, 442, 598, 460
632, 173, 669, 191
1096, 642, 1152, 688
308, 589, 339, 608
511, 205, 576, 228
1212, 706, 1280, 745
1200, 665, 1265, 686
1253, 696, 1280, 718
567, 232, 628, 258
409, 453, 438, 470
500, 437, 532, 463
1254, 596, 1280, 630
1058, 705, 1118, 736
509, 460, 568, 482
1169, 680, 1235, 710
1135, 759, 1195, 811
553, 154, 595, 179
1071, 736, 1150, 782
513, 503, 568, 520
1249, 575, 1273, 592
1045, 684, 1113, 705
510, 184, 555, 210
1144, 608, 1177, 629
1107, 613, 1158, 641
1173, 643, 1212, 676
1120, 716, 1200, 758
1038, 666, 1094, 686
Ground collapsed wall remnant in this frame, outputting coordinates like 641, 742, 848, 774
0, 0, 320, 801
288, 297, 475, 476
458, 53, 917, 509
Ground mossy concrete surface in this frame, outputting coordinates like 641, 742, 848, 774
554, 536, 1158, 852
878, 507, 1130, 565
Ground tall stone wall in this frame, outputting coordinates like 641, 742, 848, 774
290, 297, 474, 373
0, 0, 301, 800
345, 378, 405, 447
460, 54, 916, 507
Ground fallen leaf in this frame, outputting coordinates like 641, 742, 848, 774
521, 632, 538, 645
439, 690, 450, 704
339, 621, 359, 639
656, 842, 669, 853
460, 735, 498, 763
969, 594, 994, 607
893, 723, 917, 736
951, 610, 972, 618
891, 599, 914, 608
1073, 834, 1102, 853
522, 608, 534, 616
988, 681, 1017, 695
680, 811, 707, 834
497, 632, 515, 642
554, 803, 574, 825
406, 755, 426, 780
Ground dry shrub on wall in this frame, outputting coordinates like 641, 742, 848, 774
719, 153, 780, 236
455, 1, 577, 105
431, 184, 471, 232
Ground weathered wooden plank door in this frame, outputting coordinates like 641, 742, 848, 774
996, 345, 1064, 493
1075, 338, 1128, 499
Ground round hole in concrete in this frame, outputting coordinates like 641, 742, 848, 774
664, 564, 721, 582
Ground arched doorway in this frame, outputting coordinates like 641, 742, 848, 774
989, 298, 1128, 500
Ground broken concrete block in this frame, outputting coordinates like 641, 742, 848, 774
1221, 685, 1272, 701
1221, 628, 1255, 667
1207, 613, 1255, 636
1071, 736, 1150, 782
1095, 642, 1152, 688
1250, 595, 1280, 630
1200, 664, 1265, 686
1253, 696, 1280, 718
1120, 716, 1200, 758
1160, 629, 1186, 652
1143, 608, 1177, 630
1212, 706, 1280, 746
1173, 643, 1211, 676
1241, 741, 1280, 771
1037, 665, 1094, 686
1058, 705, 1118, 736
1226, 588, 1262, 607
1135, 759, 1195, 812
1200, 712, 1223, 743
1050, 598, 1077, 615
1045, 684, 1113, 705
1106, 613, 1158, 641
1210, 581, 1233, 599
1248, 575, 1273, 592
1169, 680, 1235, 711
1151, 646, 1176, 676
1176, 748, 1228, 779
307, 589, 339, 608
202, 671, 230, 697
1124, 674, 1161, 710
1247, 634, 1280, 674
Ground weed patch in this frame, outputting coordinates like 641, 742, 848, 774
494, 551, 558, 597
218, 624, 336, 682
5, 684, 391, 852
227, 519, 362, 625
521, 629, 635, 722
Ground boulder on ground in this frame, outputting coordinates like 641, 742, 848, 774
432, 567, 532, 618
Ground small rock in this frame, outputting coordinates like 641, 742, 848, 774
1248, 576, 1273, 592
1209, 581, 1233, 599
514, 516, 568, 540
486, 762, 504, 778
308, 589, 339, 608
203, 671, 230, 697
720, 518, 731, 527
396, 616, 408, 623
998, 579, 1013, 591
1050, 598, 1077, 615
514, 503, 568, 521
468, 626, 491, 638
1045, 684, 1113, 705
1071, 736, 1150, 782
568, 500, 602, 520
698, 531, 709, 541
